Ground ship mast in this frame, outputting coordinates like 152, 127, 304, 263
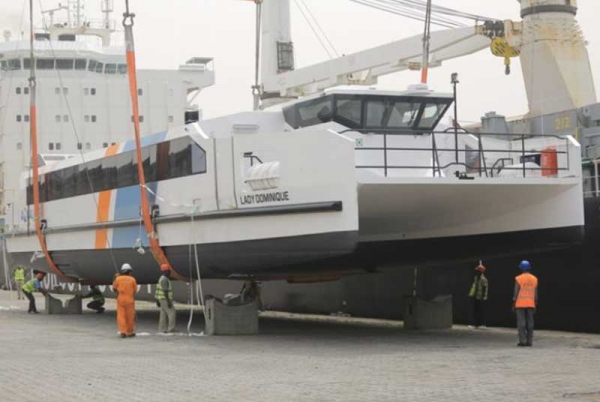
420, 0, 432, 84
28, 0, 72, 281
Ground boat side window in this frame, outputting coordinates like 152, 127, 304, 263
27, 137, 208, 204
283, 106, 299, 129
387, 101, 421, 128
365, 100, 386, 127
95, 62, 104, 74
88, 60, 98, 72
334, 96, 362, 129
297, 96, 333, 127
115, 152, 136, 188
0, 60, 6, 71
62, 166, 79, 198
36, 59, 55, 70
418, 103, 448, 129
118, 64, 128, 74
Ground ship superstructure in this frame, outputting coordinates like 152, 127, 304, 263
0, 1, 215, 231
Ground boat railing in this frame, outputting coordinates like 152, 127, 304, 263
339, 128, 572, 179
583, 171, 600, 198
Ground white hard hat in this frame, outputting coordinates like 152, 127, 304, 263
121, 263, 133, 273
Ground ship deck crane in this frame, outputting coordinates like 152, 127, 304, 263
257, 0, 505, 105
257, 0, 596, 119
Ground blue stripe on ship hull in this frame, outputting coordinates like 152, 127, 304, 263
112, 131, 167, 248
112, 182, 158, 248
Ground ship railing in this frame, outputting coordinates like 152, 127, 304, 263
583, 173, 600, 198
339, 128, 573, 179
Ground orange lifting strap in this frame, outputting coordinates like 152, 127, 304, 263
28, 0, 74, 282
123, 2, 187, 281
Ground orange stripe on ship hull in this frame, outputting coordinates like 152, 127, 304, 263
94, 144, 120, 249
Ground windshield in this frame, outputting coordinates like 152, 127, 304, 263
283, 94, 451, 132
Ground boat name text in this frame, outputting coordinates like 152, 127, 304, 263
240, 191, 290, 205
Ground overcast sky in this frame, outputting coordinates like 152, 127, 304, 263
2, 0, 600, 123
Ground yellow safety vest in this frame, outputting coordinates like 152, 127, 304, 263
22, 279, 37, 293
155, 276, 173, 300
14, 268, 25, 281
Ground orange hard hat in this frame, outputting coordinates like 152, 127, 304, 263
475, 264, 486, 273
160, 264, 171, 272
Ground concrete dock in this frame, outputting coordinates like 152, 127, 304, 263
1, 291, 599, 402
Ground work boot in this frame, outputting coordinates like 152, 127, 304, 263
120, 333, 127, 339
517, 343, 526, 347
127, 333, 136, 338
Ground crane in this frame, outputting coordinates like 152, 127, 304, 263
254, 0, 597, 118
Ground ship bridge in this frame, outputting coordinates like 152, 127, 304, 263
282, 87, 452, 133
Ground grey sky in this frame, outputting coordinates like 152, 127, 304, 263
3, 0, 600, 124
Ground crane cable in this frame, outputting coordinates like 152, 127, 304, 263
349, 0, 497, 27
122, 0, 187, 282
348, 0, 464, 29
28, 0, 74, 282
293, 0, 337, 59
36, 0, 121, 276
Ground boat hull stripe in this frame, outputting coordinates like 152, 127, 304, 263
94, 144, 120, 249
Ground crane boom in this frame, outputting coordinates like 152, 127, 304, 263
262, 25, 493, 101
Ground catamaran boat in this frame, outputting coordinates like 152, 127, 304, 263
6, 83, 584, 284
2, 0, 586, 285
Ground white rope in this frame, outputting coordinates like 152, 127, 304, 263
185, 204, 206, 335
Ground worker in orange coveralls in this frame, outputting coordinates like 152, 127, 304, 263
112, 263, 138, 338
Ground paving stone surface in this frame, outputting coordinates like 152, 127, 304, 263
1, 290, 599, 402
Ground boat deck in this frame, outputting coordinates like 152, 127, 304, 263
1, 291, 599, 402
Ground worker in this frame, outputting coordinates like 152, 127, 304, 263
13, 265, 26, 300
22, 272, 48, 314
513, 260, 539, 347
155, 264, 176, 333
468, 263, 489, 329
82, 285, 106, 314
112, 264, 138, 338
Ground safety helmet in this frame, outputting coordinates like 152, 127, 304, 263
160, 264, 171, 272
519, 260, 531, 271
475, 264, 486, 273
121, 263, 133, 273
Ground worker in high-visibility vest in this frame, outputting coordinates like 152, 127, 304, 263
82, 285, 106, 314
513, 260, 539, 347
22, 272, 48, 314
112, 264, 138, 338
468, 263, 489, 329
13, 266, 26, 300
155, 264, 176, 333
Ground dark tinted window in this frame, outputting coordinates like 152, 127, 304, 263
118, 64, 128, 74
37, 59, 55, 70
335, 97, 362, 129
75, 59, 87, 70
105, 63, 117, 74
297, 96, 333, 127
27, 137, 207, 204
88, 60, 98, 72
8, 59, 21, 71
95, 62, 103, 73
56, 59, 74, 70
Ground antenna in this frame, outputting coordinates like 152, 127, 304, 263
101, 0, 114, 30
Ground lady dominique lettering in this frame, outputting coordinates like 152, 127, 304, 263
240, 191, 290, 205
